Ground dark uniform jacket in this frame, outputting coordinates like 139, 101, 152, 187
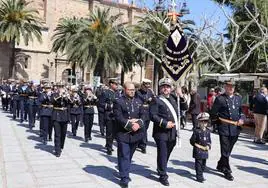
51, 93, 69, 122
98, 89, 121, 120
11, 85, 19, 101
69, 94, 82, 115
18, 84, 29, 100
39, 92, 53, 116
114, 95, 145, 143
252, 93, 268, 115
26, 87, 39, 106
82, 94, 97, 114
190, 128, 211, 159
150, 95, 187, 141
135, 89, 154, 121
189, 92, 201, 115
211, 93, 243, 136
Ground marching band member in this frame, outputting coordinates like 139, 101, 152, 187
82, 85, 97, 142
51, 82, 69, 157
27, 81, 39, 130
69, 86, 82, 137
39, 83, 53, 144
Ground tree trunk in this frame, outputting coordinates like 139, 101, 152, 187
9, 40, 16, 78
120, 68, 124, 85
153, 58, 159, 94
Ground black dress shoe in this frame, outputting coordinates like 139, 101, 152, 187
88, 136, 92, 141
119, 181, 128, 188
224, 173, 234, 181
55, 152, 61, 157
196, 176, 204, 183
141, 148, 146, 154
73, 133, 76, 137
85, 138, 89, 143
255, 139, 266, 144
159, 178, 169, 186
107, 149, 112, 155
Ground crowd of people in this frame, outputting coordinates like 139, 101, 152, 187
0, 77, 249, 187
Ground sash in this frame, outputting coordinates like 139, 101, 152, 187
159, 95, 178, 129
159, 95, 181, 148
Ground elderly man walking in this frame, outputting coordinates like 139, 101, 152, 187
253, 87, 268, 144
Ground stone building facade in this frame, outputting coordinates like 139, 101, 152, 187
0, 0, 154, 85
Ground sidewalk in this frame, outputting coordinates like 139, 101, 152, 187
0, 110, 267, 188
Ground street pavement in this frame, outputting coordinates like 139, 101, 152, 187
0, 109, 267, 188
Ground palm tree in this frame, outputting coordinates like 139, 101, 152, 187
0, 0, 43, 77
52, 8, 135, 82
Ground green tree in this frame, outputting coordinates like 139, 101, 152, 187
0, 0, 43, 77
52, 8, 135, 82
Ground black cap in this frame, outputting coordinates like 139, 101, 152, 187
109, 78, 119, 85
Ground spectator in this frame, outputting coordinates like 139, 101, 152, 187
253, 87, 268, 144
181, 86, 190, 129
189, 87, 201, 129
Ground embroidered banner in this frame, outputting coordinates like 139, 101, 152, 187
162, 25, 192, 82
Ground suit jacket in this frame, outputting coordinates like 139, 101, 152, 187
189, 92, 201, 115
150, 95, 186, 141
253, 93, 268, 115
211, 93, 243, 136
114, 95, 145, 143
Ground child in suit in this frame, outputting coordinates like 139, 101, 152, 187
190, 112, 211, 183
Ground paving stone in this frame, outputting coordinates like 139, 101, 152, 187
0, 109, 267, 188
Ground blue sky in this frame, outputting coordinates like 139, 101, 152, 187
135, 0, 231, 32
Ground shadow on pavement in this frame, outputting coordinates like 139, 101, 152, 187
83, 165, 120, 184
236, 165, 268, 178
232, 154, 268, 165
170, 159, 225, 179
80, 142, 107, 153
34, 143, 55, 155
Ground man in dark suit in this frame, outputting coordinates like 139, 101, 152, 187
150, 77, 187, 186
135, 78, 154, 154
98, 78, 120, 155
189, 87, 201, 129
211, 79, 244, 181
252, 87, 268, 144
114, 82, 145, 188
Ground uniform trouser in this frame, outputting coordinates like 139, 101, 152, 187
83, 113, 94, 139
155, 139, 176, 180
191, 114, 198, 129
28, 104, 38, 128
98, 112, 105, 134
54, 121, 68, 153
12, 100, 19, 119
138, 120, 150, 149
40, 116, 52, 141
9, 98, 13, 112
253, 113, 267, 140
70, 114, 80, 135
181, 111, 187, 128
217, 135, 238, 173
2, 97, 8, 111
19, 99, 27, 121
117, 140, 139, 182
106, 119, 115, 150
195, 159, 206, 179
